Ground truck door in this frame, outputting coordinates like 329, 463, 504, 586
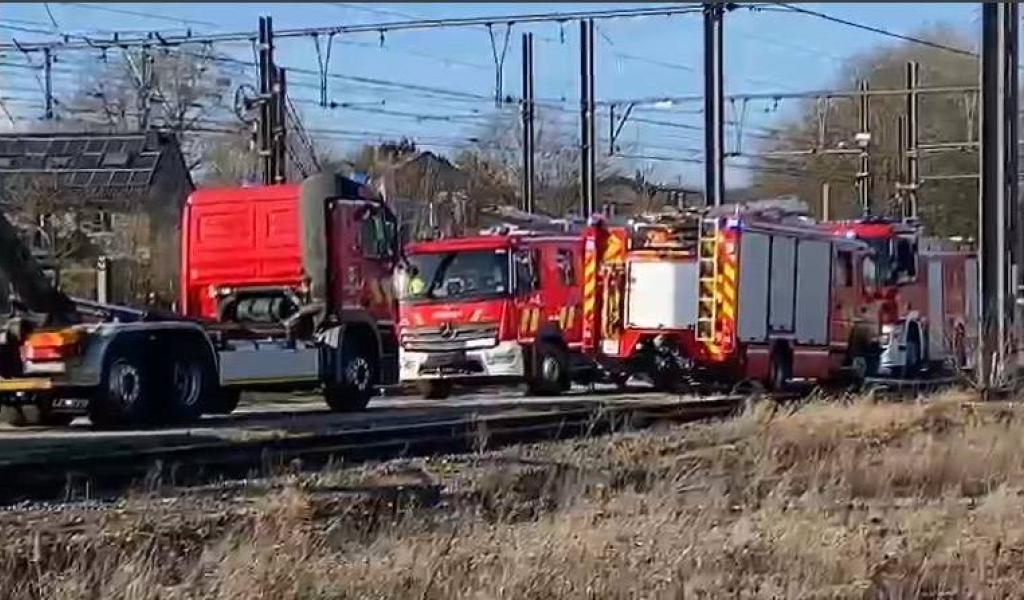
513, 246, 543, 340
831, 248, 856, 345
544, 244, 583, 342
357, 206, 398, 322
329, 201, 397, 319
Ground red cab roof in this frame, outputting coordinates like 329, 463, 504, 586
187, 183, 301, 206
407, 233, 580, 254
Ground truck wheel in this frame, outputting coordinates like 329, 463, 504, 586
847, 340, 879, 384
527, 342, 567, 396
768, 348, 792, 392
90, 350, 158, 428
1, 403, 73, 427
417, 380, 452, 400
205, 388, 242, 415
903, 331, 922, 378
161, 343, 216, 423
324, 337, 376, 412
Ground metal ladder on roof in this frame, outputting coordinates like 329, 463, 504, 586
696, 216, 719, 342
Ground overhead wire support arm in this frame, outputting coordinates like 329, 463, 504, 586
312, 32, 335, 107
608, 102, 635, 156
486, 22, 513, 106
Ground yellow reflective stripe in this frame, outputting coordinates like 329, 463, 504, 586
721, 262, 737, 284
530, 308, 540, 332
520, 309, 531, 333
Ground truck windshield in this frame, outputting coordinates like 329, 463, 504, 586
402, 249, 509, 302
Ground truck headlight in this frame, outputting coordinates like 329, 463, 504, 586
465, 337, 498, 350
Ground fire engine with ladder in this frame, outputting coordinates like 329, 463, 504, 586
587, 202, 886, 392
396, 199, 975, 398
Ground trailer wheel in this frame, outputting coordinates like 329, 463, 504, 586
324, 336, 376, 412
417, 380, 453, 400
1, 403, 73, 427
527, 342, 568, 396
90, 349, 158, 428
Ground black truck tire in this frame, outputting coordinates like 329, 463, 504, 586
205, 388, 242, 415
417, 380, 453, 400
90, 347, 160, 428
324, 335, 376, 412
902, 329, 922, 378
163, 341, 217, 423
527, 342, 568, 396
768, 347, 792, 392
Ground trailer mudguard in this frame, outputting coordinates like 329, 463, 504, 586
29, 321, 217, 389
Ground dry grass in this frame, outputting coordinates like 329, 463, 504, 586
6, 391, 1024, 598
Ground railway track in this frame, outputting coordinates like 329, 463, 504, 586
0, 371, 965, 505
0, 394, 742, 505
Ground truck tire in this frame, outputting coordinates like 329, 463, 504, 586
846, 338, 880, 384
205, 388, 242, 415
1, 402, 73, 427
768, 347, 792, 392
163, 342, 216, 423
527, 342, 567, 396
417, 380, 452, 400
651, 347, 683, 392
903, 332, 922, 379
324, 336, 376, 412
90, 348, 159, 428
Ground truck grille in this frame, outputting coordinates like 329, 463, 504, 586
402, 322, 498, 352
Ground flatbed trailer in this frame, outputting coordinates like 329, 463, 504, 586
0, 173, 401, 428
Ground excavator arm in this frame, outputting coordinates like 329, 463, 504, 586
0, 210, 78, 326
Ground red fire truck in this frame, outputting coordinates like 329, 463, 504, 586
589, 205, 885, 391
823, 216, 977, 377
0, 172, 400, 426
397, 228, 587, 399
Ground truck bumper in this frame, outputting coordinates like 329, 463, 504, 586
400, 341, 525, 381
0, 377, 90, 410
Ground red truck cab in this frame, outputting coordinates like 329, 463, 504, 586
824, 217, 977, 375
179, 174, 401, 411
397, 229, 584, 398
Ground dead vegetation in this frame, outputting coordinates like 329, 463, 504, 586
5, 392, 1024, 598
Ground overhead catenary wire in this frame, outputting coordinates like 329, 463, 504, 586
0, 4, 711, 53
768, 3, 977, 59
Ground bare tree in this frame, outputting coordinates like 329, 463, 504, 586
455, 110, 621, 218
747, 25, 979, 236
40, 44, 236, 173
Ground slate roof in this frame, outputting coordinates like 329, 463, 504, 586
0, 131, 183, 191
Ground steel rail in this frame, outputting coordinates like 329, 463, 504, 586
0, 397, 742, 505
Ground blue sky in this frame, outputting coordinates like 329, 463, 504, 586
0, 3, 983, 188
